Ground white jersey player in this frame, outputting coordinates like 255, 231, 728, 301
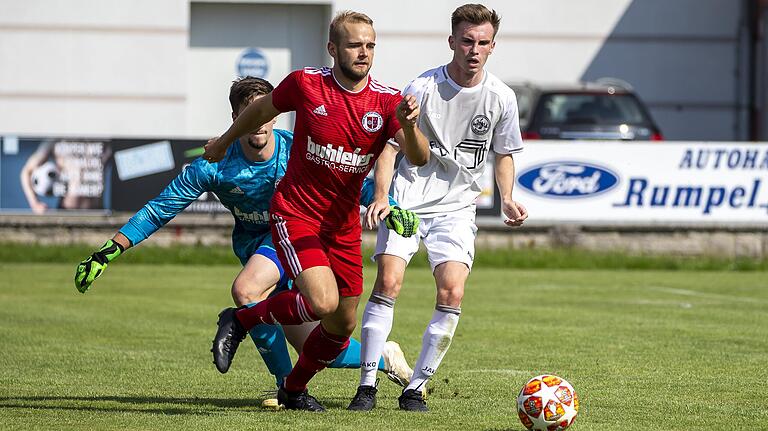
390, 64, 523, 216
348, 3, 529, 412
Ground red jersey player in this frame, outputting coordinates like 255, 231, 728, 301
204, 11, 429, 411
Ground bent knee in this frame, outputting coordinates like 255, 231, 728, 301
230, 281, 249, 306
308, 296, 339, 318
375, 274, 403, 298
231, 279, 271, 306
437, 285, 465, 307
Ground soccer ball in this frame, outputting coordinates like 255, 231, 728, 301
31, 160, 62, 197
517, 375, 579, 431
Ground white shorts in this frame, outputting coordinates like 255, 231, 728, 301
374, 209, 477, 271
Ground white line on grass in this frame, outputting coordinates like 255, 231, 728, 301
646, 286, 767, 304
628, 299, 694, 308
458, 369, 531, 375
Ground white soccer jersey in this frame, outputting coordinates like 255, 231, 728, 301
391, 65, 523, 216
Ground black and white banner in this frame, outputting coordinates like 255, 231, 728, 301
0, 136, 226, 214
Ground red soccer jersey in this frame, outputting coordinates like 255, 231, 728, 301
270, 67, 402, 227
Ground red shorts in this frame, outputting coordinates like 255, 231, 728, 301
270, 214, 363, 297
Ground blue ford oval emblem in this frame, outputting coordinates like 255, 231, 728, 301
518, 161, 619, 198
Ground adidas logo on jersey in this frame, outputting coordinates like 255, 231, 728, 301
229, 186, 244, 194
313, 105, 328, 116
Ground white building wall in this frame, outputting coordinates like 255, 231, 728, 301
343, 0, 631, 88
0, 0, 754, 140
0, 0, 188, 137
186, 2, 329, 136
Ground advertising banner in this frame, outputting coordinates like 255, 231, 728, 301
476, 151, 501, 216
515, 141, 768, 224
4, 136, 767, 225
109, 139, 227, 213
1, 136, 227, 214
1, 137, 111, 213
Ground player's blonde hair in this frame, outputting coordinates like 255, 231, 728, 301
451, 3, 501, 39
329, 10, 374, 45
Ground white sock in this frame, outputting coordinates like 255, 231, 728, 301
359, 293, 395, 387
406, 305, 461, 393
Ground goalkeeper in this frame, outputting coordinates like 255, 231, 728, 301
74, 77, 419, 394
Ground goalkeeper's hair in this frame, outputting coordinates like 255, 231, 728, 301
451, 4, 501, 39
329, 10, 374, 46
229, 77, 274, 113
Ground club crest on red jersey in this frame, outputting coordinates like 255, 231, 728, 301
362, 111, 383, 133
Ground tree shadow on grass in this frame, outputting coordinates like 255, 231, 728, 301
0, 395, 267, 416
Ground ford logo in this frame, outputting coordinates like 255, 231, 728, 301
518, 161, 619, 198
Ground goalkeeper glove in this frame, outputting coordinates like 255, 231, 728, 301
385, 206, 420, 238
74, 239, 125, 293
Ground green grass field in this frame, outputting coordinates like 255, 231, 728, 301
1, 261, 767, 430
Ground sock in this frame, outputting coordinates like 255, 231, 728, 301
236, 290, 318, 330
245, 303, 293, 387
359, 293, 395, 387
284, 324, 350, 393
327, 338, 387, 370
406, 305, 461, 393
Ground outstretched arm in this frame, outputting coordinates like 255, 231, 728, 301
203, 94, 281, 162
111, 232, 132, 250
495, 153, 528, 227
394, 95, 430, 166
74, 160, 213, 293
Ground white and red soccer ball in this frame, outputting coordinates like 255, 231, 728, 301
517, 375, 579, 430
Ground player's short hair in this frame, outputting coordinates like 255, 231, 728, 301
329, 10, 374, 45
451, 3, 501, 39
229, 76, 274, 112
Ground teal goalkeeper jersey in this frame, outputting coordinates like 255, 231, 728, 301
119, 129, 392, 263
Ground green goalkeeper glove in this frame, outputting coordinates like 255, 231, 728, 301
74, 239, 125, 293
385, 206, 420, 238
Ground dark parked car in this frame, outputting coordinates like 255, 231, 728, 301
509, 79, 663, 141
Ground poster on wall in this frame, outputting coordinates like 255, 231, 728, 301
0, 136, 228, 214
0, 137, 111, 213
514, 141, 768, 224
109, 139, 227, 213
5, 136, 767, 224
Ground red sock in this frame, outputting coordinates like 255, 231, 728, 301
284, 324, 350, 393
235, 290, 319, 330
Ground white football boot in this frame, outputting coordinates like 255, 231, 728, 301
381, 341, 413, 387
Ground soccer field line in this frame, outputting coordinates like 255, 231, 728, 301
646, 286, 767, 304
628, 299, 694, 308
456, 369, 531, 375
